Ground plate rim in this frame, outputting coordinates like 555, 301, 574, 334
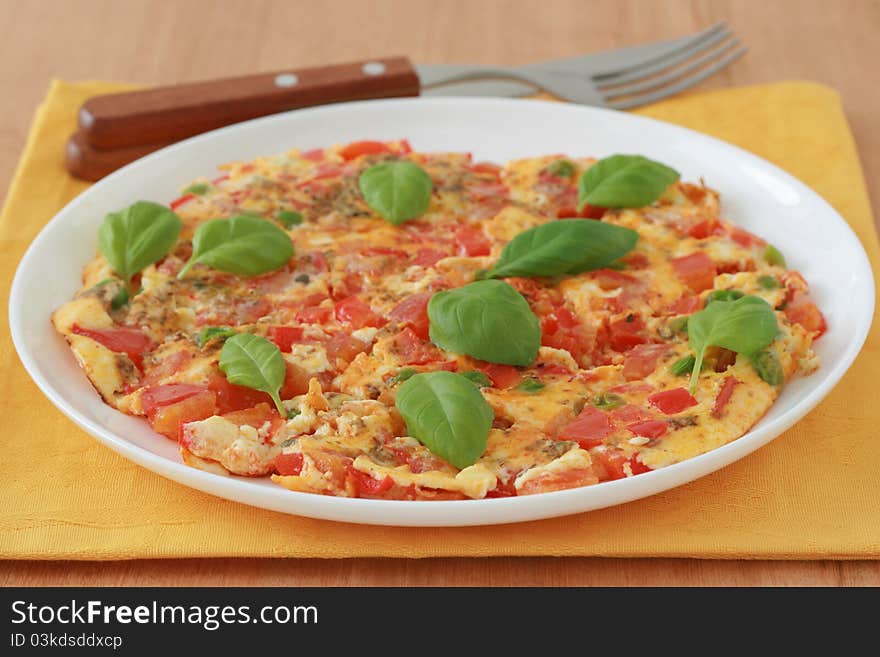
8, 96, 876, 527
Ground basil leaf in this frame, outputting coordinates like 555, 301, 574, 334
687, 295, 779, 393
358, 161, 433, 225
578, 154, 679, 209
98, 201, 182, 283
751, 349, 784, 386
757, 275, 780, 290
705, 289, 743, 305
670, 355, 696, 376
461, 370, 492, 387
428, 280, 541, 367
198, 326, 237, 348
592, 392, 624, 410
544, 159, 576, 179
277, 210, 303, 228
395, 371, 493, 469
110, 286, 129, 311
218, 333, 287, 415
764, 244, 786, 267
388, 367, 418, 385
185, 183, 210, 195
178, 215, 294, 278
515, 377, 545, 393
486, 219, 639, 279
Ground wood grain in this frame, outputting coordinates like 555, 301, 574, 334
1, 0, 878, 587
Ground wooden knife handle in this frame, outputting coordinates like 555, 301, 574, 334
66, 131, 173, 181
78, 56, 420, 150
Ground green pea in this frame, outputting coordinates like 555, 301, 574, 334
764, 244, 786, 267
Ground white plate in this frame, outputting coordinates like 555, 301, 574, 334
9, 98, 874, 526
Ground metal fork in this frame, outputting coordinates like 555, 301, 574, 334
417, 23, 745, 108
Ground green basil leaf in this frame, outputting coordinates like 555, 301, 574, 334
185, 183, 210, 195
515, 377, 545, 393
544, 159, 576, 179
461, 370, 492, 387
687, 295, 779, 393
358, 161, 433, 225
198, 326, 237, 348
110, 286, 129, 311
578, 154, 679, 209
705, 289, 744, 305
670, 355, 696, 376
764, 244, 786, 267
98, 201, 182, 283
395, 371, 493, 469
178, 215, 294, 278
388, 367, 418, 385
757, 275, 781, 290
592, 392, 624, 410
750, 349, 784, 386
428, 280, 541, 367
276, 210, 303, 228
486, 219, 639, 279
218, 333, 286, 415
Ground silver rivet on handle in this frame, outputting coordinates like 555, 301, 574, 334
362, 62, 386, 76
274, 73, 299, 88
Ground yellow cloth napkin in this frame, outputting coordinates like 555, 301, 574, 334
2, 80, 878, 560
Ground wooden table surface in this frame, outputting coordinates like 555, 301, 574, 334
2, 0, 878, 587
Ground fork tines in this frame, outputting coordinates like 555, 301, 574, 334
596, 23, 746, 110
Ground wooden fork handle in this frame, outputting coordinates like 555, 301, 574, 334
78, 56, 421, 150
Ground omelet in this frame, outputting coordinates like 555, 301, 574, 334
52, 140, 825, 500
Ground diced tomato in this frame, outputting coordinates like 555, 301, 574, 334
485, 477, 517, 498
144, 349, 192, 386
623, 252, 650, 269
668, 295, 702, 315
647, 388, 698, 415
334, 296, 386, 329
149, 390, 217, 440
517, 468, 599, 495
389, 327, 441, 365
169, 193, 195, 210
413, 248, 447, 267
208, 375, 272, 414
389, 293, 432, 340
267, 326, 305, 352
713, 376, 739, 418
607, 314, 647, 352
469, 162, 503, 178
687, 219, 713, 239
730, 226, 765, 248
627, 420, 668, 439
296, 305, 333, 325
71, 325, 152, 370
592, 269, 638, 291
339, 140, 394, 161
591, 449, 629, 481
348, 467, 394, 497
610, 404, 652, 424
622, 344, 669, 381
785, 292, 827, 337
300, 148, 324, 162
280, 362, 311, 400
222, 403, 279, 430
141, 384, 206, 416
274, 452, 304, 475
453, 225, 491, 256
360, 246, 408, 258
629, 457, 653, 475
236, 297, 272, 324
479, 363, 522, 389
557, 203, 605, 219
671, 252, 717, 293
558, 407, 614, 449
540, 304, 592, 363
398, 139, 412, 154
324, 332, 368, 366
330, 272, 364, 300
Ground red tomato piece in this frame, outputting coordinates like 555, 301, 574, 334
668, 295, 702, 315
607, 314, 647, 352
671, 252, 717, 293
622, 344, 669, 381
389, 327, 441, 365
785, 293, 827, 337
274, 452, 304, 476
712, 376, 739, 418
296, 305, 333, 325
627, 420, 668, 439
149, 390, 217, 440
558, 407, 614, 449
647, 388, 698, 415
485, 477, 517, 498
339, 140, 394, 161
267, 326, 305, 352
236, 297, 272, 324
348, 467, 394, 497
141, 384, 206, 416
730, 226, 765, 248
479, 363, 522, 389
280, 362, 311, 400
628, 457, 652, 475
389, 293, 432, 340
413, 248, 447, 267
208, 376, 271, 414
334, 296, 386, 329
591, 449, 629, 481
591, 269, 638, 291
623, 252, 650, 269
470, 162, 503, 178
517, 468, 599, 495
453, 225, 491, 256
169, 193, 195, 210
300, 148, 324, 162
687, 219, 713, 239
325, 333, 368, 366
610, 404, 652, 424
222, 403, 279, 430
557, 204, 606, 219
360, 246, 408, 258
71, 325, 152, 369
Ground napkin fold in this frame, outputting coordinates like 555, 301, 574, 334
2, 80, 878, 560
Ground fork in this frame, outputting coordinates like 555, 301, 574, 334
416, 22, 746, 108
